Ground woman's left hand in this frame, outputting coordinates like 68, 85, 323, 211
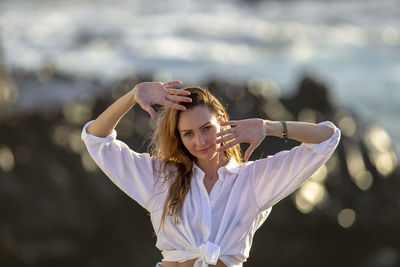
216, 118, 266, 162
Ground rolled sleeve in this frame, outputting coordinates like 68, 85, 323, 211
249, 121, 341, 211
81, 121, 117, 144
81, 120, 157, 211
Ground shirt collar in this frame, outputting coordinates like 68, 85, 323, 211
192, 157, 240, 179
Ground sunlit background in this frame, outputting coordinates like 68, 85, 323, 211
1, 0, 399, 266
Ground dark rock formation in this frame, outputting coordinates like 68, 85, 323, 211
0, 71, 399, 267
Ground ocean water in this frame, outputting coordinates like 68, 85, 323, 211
0, 0, 399, 152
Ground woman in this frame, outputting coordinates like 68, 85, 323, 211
81, 80, 340, 267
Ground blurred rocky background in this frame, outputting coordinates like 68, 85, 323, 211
1, 68, 399, 267
1, 0, 399, 266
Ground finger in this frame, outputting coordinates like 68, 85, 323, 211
143, 105, 156, 120
215, 133, 235, 144
166, 94, 192, 103
164, 101, 187, 111
220, 120, 239, 126
216, 128, 235, 137
166, 88, 191, 95
216, 139, 239, 152
162, 80, 182, 88
244, 143, 257, 162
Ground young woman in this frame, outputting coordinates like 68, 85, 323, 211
81, 80, 340, 267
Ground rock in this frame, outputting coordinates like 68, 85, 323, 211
0, 71, 399, 267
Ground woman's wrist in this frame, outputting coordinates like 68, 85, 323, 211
127, 87, 138, 106
263, 120, 283, 137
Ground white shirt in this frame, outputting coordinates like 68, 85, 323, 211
81, 120, 340, 267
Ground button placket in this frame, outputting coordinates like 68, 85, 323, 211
202, 192, 212, 241
209, 181, 220, 203
196, 172, 212, 242
210, 168, 224, 203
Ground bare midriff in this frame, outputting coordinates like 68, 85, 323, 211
161, 259, 227, 267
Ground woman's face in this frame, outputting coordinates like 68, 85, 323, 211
177, 105, 223, 161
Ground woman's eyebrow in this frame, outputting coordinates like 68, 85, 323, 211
180, 121, 211, 132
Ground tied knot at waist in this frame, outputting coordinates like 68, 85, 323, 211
198, 240, 221, 265
162, 240, 221, 267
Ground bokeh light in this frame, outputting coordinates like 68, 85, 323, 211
0, 145, 15, 172
345, 144, 373, 190
337, 208, 356, 228
364, 124, 398, 177
338, 115, 357, 138
294, 166, 329, 214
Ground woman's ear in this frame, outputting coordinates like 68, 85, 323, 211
219, 113, 227, 129
217, 114, 227, 146
220, 113, 226, 122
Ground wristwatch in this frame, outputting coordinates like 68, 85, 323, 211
280, 121, 288, 143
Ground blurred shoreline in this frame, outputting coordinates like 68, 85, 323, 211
1, 0, 399, 155
1, 66, 399, 160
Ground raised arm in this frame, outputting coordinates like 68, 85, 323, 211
81, 80, 191, 211
216, 118, 337, 162
263, 120, 334, 144
216, 118, 340, 210
87, 80, 190, 138
248, 120, 340, 210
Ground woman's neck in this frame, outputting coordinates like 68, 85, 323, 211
195, 153, 228, 178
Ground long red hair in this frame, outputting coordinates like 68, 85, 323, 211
149, 86, 242, 232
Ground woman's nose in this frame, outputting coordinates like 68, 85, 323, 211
196, 133, 206, 145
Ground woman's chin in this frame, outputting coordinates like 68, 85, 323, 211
196, 148, 218, 160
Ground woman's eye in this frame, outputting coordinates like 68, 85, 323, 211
184, 132, 192, 137
204, 126, 212, 131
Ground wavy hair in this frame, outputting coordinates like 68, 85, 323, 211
149, 86, 242, 233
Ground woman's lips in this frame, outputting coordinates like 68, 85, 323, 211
198, 146, 211, 153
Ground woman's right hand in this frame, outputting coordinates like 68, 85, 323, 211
131, 81, 191, 120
